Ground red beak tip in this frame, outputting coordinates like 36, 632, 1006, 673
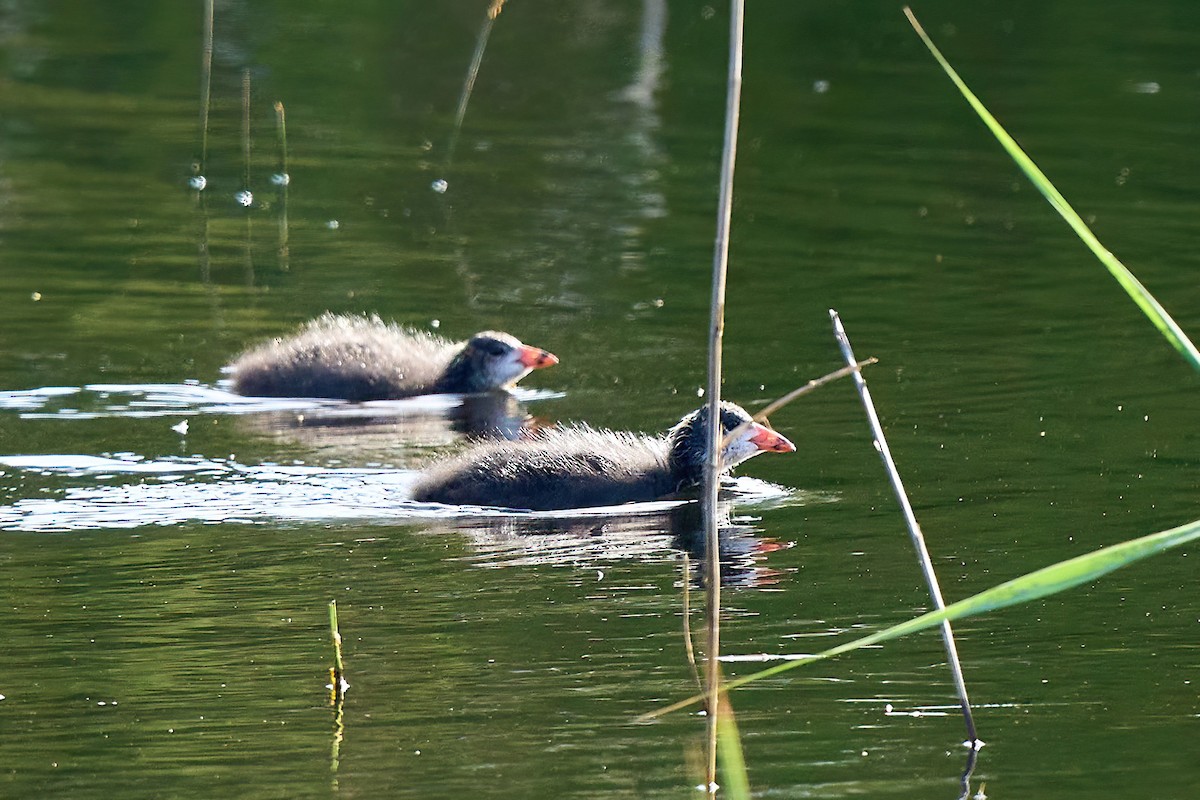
519, 347, 558, 369
751, 425, 795, 453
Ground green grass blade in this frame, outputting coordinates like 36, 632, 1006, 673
716, 696, 751, 800
903, 7, 1200, 374
640, 516, 1200, 719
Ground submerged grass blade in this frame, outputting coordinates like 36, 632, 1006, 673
903, 6, 1200, 373
638, 516, 1200, 720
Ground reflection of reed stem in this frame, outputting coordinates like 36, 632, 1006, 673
702, 0, 745, 792
681, 553, 703, 693
829, 309, 980, 746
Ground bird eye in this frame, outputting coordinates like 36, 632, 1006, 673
481, 341, 507, 357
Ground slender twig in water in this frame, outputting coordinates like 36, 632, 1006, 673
240, 69, 255, 282
328, 600, 348, 701
702, 0, 746, 792
194, 0, 213, 189
957, 745, 980, 800
329, 600, 347, 788
240, 69, 252, 200
828, 309, 980, 746
193, 0, 214, 282
720, 359, 878, 451
681, 553, 703, 693
274, 101, 290, 266
441, 0, 507, 178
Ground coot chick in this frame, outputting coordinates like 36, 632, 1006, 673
411, 401, 795, 511
230, 313, 558, 401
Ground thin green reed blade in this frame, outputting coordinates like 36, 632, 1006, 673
904, 7, 1200, 374
640, 516, 1200, 718
716, 696, 751, 800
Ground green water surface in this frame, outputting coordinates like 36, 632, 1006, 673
0, 2, 1197, 797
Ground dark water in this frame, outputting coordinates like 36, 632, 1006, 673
1, 1, 1197, 797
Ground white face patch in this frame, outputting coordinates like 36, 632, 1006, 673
486, 348, 533, 388
720, 426, 769, 470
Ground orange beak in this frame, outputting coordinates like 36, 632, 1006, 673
517, 345, 559, 370
749, 423, 795, 453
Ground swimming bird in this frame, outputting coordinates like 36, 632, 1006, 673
411, 401, 794, 511
230, 313, 557, 401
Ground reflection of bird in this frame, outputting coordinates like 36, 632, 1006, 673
431, 501, 786, 588
229, 313, 557, 401
242, 391, 537, 463
412, 402, 795, 511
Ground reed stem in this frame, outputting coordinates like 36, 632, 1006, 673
719, 359, 877, 452
328, 600, 348, 700
196, 0, 213, 183
241, 69, 252, 194
444, 0, 507, 175
274, 101, 290, 264
702, 0, 746, 792
828, 309, 979, 745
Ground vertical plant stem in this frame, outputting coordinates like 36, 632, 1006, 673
329, 600, 346, 674
274, 101, 288, 178
703, 0, 745, 792
328, 600, 347, 787
444, 0, 506, 173
196, 0, 213, 181
274, 101, 290, 265
828, 309, 979, 745
241, 69, 254, 282
241, 69, 252, 193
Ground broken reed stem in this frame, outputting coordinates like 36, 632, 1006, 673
196, 0, 214, 180
702, 0, 746, 792
274, 101, 288, 179
445, 0, 507, 171
275, 101, 290, 262
238, 68, 250, 191
720, 359, 878, 451
828, 309, 979, 745
328, 600, 348, 702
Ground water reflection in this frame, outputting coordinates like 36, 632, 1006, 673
434, 498, 789, 588
240, 390, 545, 452
0, 381, 557, 429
